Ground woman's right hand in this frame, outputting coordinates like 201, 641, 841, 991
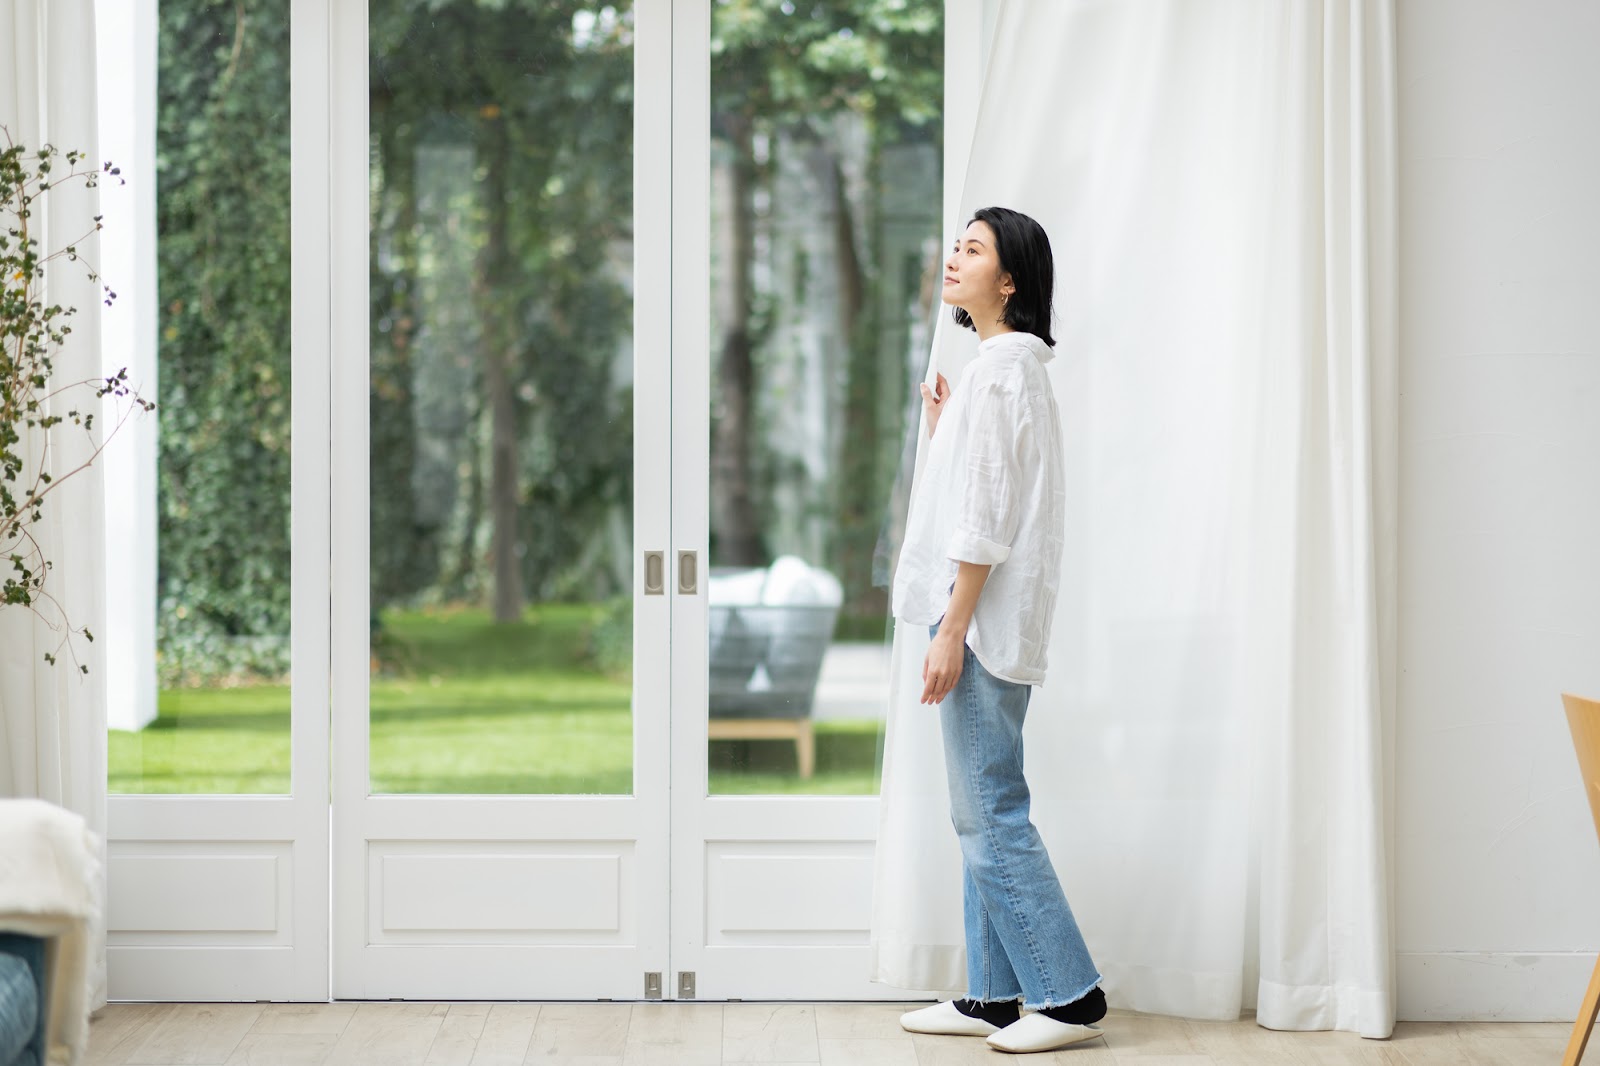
920, 372, 950, 438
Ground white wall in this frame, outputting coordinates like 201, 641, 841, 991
1397, 0, 1600, 1021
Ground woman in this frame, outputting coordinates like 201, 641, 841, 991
894, 206, 1107, 1054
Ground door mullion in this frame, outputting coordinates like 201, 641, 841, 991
288, 0, 333, 1001
328, 0, 370, 998
668, 0, 712, 999
635, 0, 677, 995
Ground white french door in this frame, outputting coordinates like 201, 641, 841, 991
329, 0, 672, 999
664, 1, 905, 1001
107, 0, 973, 1003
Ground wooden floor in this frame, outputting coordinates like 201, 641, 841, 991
84, 1002, 1576, 1066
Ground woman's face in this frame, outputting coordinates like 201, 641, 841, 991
942, 219, 1014, 317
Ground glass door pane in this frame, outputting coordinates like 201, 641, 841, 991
367, 2, 636, 795
99, 0, 331, 1002
705, 0, 944, 795
110, 0, 293, 795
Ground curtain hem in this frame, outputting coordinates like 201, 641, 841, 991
1256, 978, 1396, 1039
1097, 961, 1247, 1023
867, 942, 964, 997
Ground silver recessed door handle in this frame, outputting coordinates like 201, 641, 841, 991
644, 551, 665, 595
677, 550, 698, 595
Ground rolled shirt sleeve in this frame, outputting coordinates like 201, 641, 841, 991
946, 383, 1027, 566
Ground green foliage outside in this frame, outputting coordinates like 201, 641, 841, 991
128, 0, 930, 800
367, 0, 637, 625
152, 0, 942, 687
155, 0, 293, 683
151, 1, 643, 681
112, 604, 883, 795
708, 0, 943, 624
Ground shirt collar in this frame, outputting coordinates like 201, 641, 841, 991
977, 330, 1056, 364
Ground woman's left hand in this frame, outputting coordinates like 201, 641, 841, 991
920, 372, 950, 438
921, 631, 965, 704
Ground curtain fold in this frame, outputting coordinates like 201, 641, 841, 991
870, 0, 1397, 1037
1, 0, 110, 1016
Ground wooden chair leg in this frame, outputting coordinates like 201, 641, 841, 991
1563, 952, 1600, 1065
796, 720, 816, 780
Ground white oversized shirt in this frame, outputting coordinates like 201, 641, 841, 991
892, 330, 1066, 685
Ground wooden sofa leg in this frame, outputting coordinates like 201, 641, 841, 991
1564, 952, 1600, 1066
796, 721, 816, 780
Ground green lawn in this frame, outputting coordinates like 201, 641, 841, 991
111, 605, 883, 796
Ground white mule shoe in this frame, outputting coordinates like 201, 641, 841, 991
986, 1013, 1106, 1053
898, 1000, 1004, 1037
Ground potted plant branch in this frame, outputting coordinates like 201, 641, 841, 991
1, 125, 152, 671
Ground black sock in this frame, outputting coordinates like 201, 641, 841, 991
1039, 986, 1107, 1026
952, 998, 1021, 1027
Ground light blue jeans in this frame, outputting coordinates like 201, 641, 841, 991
932, 623, 1102, 1010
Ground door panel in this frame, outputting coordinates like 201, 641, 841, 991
670, 0, 953, 1000
105, 0, 329, 1001
332, 0, 671, 1000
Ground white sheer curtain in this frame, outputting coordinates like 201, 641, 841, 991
0, 0, 110, 1013
871, 0, 1398, 1038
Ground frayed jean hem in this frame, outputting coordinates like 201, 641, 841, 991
1019, 974, 1104, 1013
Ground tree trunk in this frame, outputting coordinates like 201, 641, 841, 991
711, 115, 766, 567
445, 389, 485, 600
370, 109, 425, 611
831, 145, 884, 617
477, 111, 525, 623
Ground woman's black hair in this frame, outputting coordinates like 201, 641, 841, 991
952, 205, 1056, 348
